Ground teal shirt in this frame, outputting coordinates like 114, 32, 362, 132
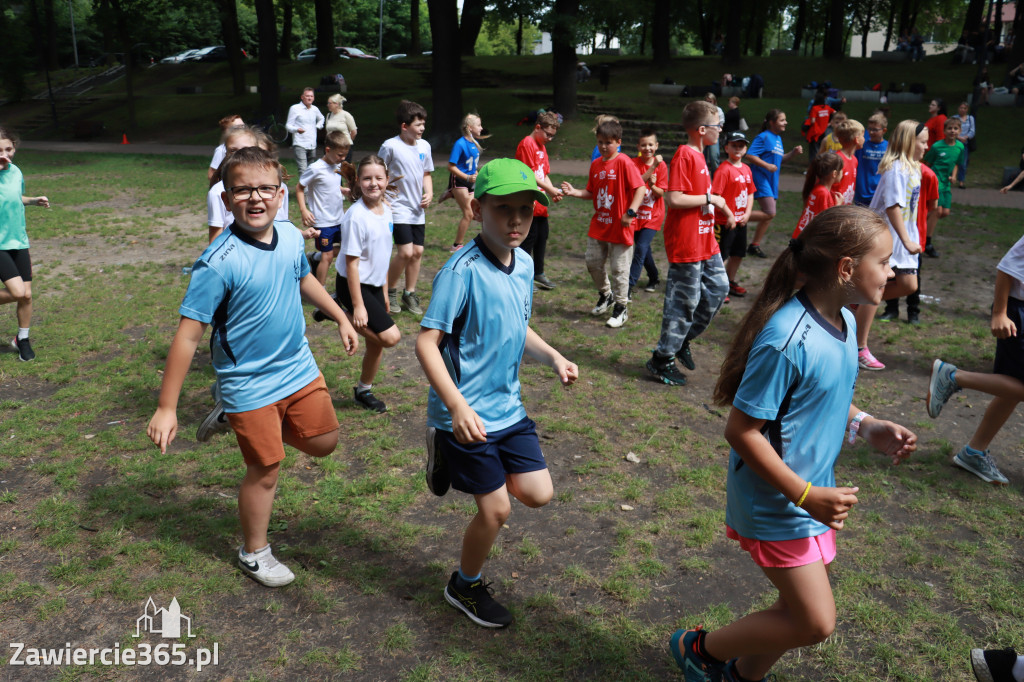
0, 163, 28, 250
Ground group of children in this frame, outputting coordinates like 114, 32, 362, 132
2, 81, 1015, 680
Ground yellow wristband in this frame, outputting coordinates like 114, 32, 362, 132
796, 481, 812, 508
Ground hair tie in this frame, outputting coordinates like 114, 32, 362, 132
788, 238, 804, 255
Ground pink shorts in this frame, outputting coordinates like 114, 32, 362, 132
726, 525, 836, 569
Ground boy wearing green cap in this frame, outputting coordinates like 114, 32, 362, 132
415, 158, 579, 628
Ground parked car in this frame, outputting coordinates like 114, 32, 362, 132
385, 53, 407, 61
296, 47, 352, 62
339, 47, 378, 60
160, 49, 200, 64
187, 46, 224, 62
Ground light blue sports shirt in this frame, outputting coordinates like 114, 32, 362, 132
180, 220, 319, 413
726, 292, 859, 541
422, 235, 534, 432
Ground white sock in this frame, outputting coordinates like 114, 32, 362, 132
242, 544, 269, 558
17, 328, 29, 340
1013, 655, 1024, 682
357, 382, 372, 393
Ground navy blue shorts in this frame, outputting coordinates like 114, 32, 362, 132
432, 416, 546, 495
994, 297, 1024, 383
316, 225, 341, 253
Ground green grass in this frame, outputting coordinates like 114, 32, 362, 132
0, 149, 1022, 679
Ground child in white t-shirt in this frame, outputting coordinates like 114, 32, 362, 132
926, 233, 1024, 485
297, 131, 350, 285
208, 114, 244, 186
378, 100, 434, 316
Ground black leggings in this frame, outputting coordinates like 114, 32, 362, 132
520, 215, 549, 274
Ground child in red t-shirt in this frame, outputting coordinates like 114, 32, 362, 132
561, 119, 645, 329
628, 128, 669, 298
711, 132, 756, 299
645, 101, 733, 386
792, 151, 843, 239
880, 162, 938, 324
515, 111, 565, 290
832, 118, 864, 206
802, 92, 835, 161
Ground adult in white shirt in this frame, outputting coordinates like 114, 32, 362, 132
286, 87, 325, 174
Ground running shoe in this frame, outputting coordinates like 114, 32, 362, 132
196, 402, 231, 442
590, 291, 613, 316
10, 337, 34, 362
237, 545, 295, 587
953, 446, 1009, 485
926, 359, 959, 418
444, 572, 512, 628
669, 627, 724, 682
647, 354, 687, 386
606, 304, 629, 328
858, 347, 885, 371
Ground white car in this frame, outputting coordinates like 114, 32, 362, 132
160, 49, 199, 64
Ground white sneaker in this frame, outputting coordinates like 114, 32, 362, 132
238, 545, 295, 587
605, 304, 628, 328
591, 292, 613, 316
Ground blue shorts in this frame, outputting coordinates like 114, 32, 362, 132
316, 225, 341, 252
432, 416, 546, 495
994, 297, 1024, 384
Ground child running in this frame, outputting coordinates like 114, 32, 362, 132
148, 146, 359, 587
335, 156, 401, 413
791, 151, 843, 239
854, 113, 888, 207
711, 132, 756, 300
0, 127, 49, 362
670, 204, 917, 682
832, 118, 863, 206
628, 128, 668, 298
208, 114, 244, 185
926, 231, 1024, 485
515, 111, 565, 290
855, 120, 927, 371
297, 130, 351, 285
745, 110, 804, 258
561, 118, 646, 328
443, 113, 484, 253
416, 158, 578, 628
922, 117, 964, 231
380, 100, 434, 316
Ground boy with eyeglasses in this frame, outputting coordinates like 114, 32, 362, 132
147, 146, 359, 587
516, 111, 565, 290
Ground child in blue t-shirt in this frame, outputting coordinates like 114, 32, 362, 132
442, 113, 484, 252
854, 113, 888, 206
744, 109, 803, 258
669, 205, 916, 681
148, 147, 359, 588
416, 158, 578, 629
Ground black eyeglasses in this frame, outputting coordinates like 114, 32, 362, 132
228, 185, 281, 201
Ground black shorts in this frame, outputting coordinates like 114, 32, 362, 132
994, 297, 1024, 383
393, 223, 425, 246
448, 174, 474, 192
892, 266, 918, 276
0, 249, 31, 283
715, 223, 748, 260
335, 276, 395, 334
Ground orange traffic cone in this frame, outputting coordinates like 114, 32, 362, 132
121, 133, 129, 145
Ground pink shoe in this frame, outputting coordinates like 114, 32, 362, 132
448, 243, 464, 253
858, 347, 885, 371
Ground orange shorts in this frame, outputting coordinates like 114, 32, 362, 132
226, 374, 339, 467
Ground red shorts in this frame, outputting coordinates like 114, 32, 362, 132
226, 373, 338, 467
726, 525, 837, 569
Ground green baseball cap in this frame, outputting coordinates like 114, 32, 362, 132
474, 158, 550, 206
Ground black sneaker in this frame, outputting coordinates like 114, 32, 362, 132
534, 273, 556, 290
646, 354, 687, 386
11, 337, 34, 362
644, 279, 660, 293
747, 243, 767, 258
590, 291, 613, 316
312, 296, 340, 323
444, 571, 513, 628
306, 251, 319, 274
196, 402, 231, 442
354, 387, 387, 413
878, 307, 899, 322
971, 647, 1018, 682
907, 312, 920, 325
924, 243, 939, 258
425, 427, 450, 496
676, 340, 696, 370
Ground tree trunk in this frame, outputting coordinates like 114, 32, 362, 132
254, 0, 280, 119
460, 0, 486, 56
723, 0, 742, 63
1009, 0, 1024, 66
695, 0, 709, 53
427, 0, 462, 143
753, 1, 766, 55
219, 0, 246, 96
639, 20, 647, 56
960, 0, 986, 48
279, 0, 294, 59
994, 0, 1005, 43
314, 0, 336, 65
107, 0, 136, 129
411, 0, 421, 55
824, 0, 845, 59
883, 0, 896, 50
43, 0, 59, 70
516, 12, 524, 56
652, 0, 671, 66
792, 0, 807, 50
552, 0, 579, 119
